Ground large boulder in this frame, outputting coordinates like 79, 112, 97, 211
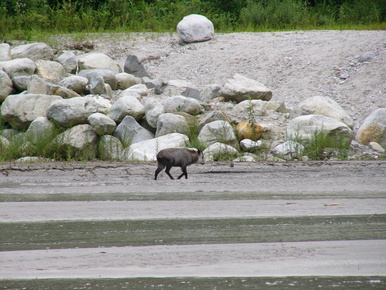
108, 95, 145, 123
144, 98, 165, 128
272, 141, 304, 160
59, 76, 89, 94
46, 83, 80, 99
46, 95, 111, 128
203, 142, 239, 161
198, 120, 237, 147
51, 124, 98, 160
0, 70, 13, 102
113, 115, 154, 145
1, 94, 62, 130
11, 42, 54, 61
35, 60, 66, 81
356, 108, 386, 148
116, 72, 141, 90
56, 51, 77, 74
287, 115, 353, 146
87, 113, 116, 136
163, 80, 199, 98
122, 133, 189, 161
219, 74, 272, 102
0, 43, 11, 61
123, 55, 149, 78
77, 52, 121, 73
177, 14, 214, 43
78, 68, 117, 90
98, 135, 124, 160
155, 113, 189, 137
296, 96, 354, 128
162, 95, 203, 115
2, 58, 36, 78
27, 75, 47, 94
121, 84, 148, 97
25, 117, 56, 144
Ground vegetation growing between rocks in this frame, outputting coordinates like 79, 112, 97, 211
1, 0, 385, 40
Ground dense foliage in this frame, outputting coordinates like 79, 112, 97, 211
0, 0, 385, 39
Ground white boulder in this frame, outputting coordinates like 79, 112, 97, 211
35, 60, 66, 81
46, 95, 111, 128
198, 120, 237, 146
0, 70, 13, 102
113, 115, 154, 145
144, 98, 165, 128
11, 42, 54, 61
77, 52, 121, 73
177, 14, 214, 43
108, 95, 145, 123
122, 133, 189, 161
296, 96, 354, 128
2, 58, 36, 78
1, 93, 62, 130
203, 142, 239, 161
356, 108, 386, 148
87, 113, 116, 136
162, 95, 203, 115
220, 74, 272, 102
155, 113, 189, 137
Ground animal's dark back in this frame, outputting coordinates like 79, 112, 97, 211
156, 148, 198, 167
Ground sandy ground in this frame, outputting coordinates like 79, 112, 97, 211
0, 161, 385, 281
77, 30, 386, 131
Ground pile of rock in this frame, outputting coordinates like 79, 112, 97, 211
0, 20, 385, 162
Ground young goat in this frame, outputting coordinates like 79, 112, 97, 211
154, 148, 204, 180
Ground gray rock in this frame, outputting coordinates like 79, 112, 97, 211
200, 84, 221, 102
240, 139, 263, 152
52, 124, 98, 160
0, 43, 11, 61
0, 135, 10, 150
163, 79, 198, 97
11, 42, 54, 61
116, 72, 141, 90
46, 95, 111, 128
203, 142, 238, 161
113, 115, 154, 145
27, 75, 46, 94
12, 76, 32, 91
296, 96, 354, 128
26, 117, 56, 144
144, 98, 165, 128
369, 142, 385, 153
122, 133, 189, 161
35, 60, 66, 80
86, 73, 106, 95
78, 68, 117, 90
124, 55, 149, 78
359, 51, 375, 63
46, 83, 80, 99
272, 141, 304, 160
356, 108, 386, 148
0, 70, 13, 101
177, 14, 214, 43
1, 93, 62, 130
162, 95, 203, 115
287, 114, 353, 146
121, 84, 148, 97
142, 77, 165, 93
98, 135, 124, 160
220, 74, 272, 102
198, 111, 232, 129
156, 113, 189, 137
88, 113, 116, 136
198, 120, 237, 147
77, 52, 121, 73
108, 95, 145, 123
59, 76, 89, 94
57, 51, 77, 73
2, 58, 36, 78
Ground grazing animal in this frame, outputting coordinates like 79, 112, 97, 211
154, 148, 204, 180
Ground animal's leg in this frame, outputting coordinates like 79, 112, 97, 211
165, 165, 175, 179
177, 166, 188, 179
154, 163, 165, 180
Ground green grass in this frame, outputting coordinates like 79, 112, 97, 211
0, 0, 385, 41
